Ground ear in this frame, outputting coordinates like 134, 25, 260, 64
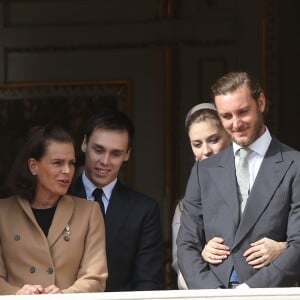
124, 148, 131, 162
81, 136, 87, 153
28, 158, 37, 175
258, 92, 266, 113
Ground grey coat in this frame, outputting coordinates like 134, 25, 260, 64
177, 138, 300, 288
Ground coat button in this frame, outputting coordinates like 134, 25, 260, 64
14, 234, 21, 241
47, 268, 53, 274
64, 235, 70, 241
29, 266, 35, 273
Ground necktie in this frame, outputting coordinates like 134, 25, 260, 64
93, 188, 105, 217
229, 148, 252, 285
236, 148, 252, 214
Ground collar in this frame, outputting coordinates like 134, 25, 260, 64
82, 171, 117, 200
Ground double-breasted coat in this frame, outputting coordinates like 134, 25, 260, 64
0, 194, 108, 294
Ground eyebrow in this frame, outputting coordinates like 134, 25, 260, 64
93, 143, 126, 153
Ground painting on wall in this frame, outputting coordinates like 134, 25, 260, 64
0, 80, 131, 197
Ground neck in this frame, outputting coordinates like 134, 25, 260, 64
31, 193, 60, 209
31, 202, 57, 209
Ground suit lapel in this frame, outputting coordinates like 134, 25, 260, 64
233, 139, 292, 248
47, 195, 74, 248
105, 181, 132, 242
209, 147, 240, 228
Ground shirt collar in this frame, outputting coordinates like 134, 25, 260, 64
82, 171, 117, 200
232, 127, 272, 157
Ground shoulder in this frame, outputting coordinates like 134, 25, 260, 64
114, 182, 159, 209
59, 196, 103, 233
271, 138, 300, 161
196, 146, 232, 169
116, 182, 155, 201
0, 196, 24, 224
279, 142, 300, 156
0, 195, 18, 209
63, 195, 102, 224
64, 194, 98, 211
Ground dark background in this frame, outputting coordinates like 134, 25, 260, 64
0, 0, 299, 288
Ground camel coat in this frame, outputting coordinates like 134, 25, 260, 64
0, 194, 107, 295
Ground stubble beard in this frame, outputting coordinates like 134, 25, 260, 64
231, 115, 265, 147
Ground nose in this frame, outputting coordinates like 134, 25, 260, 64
62, 163, 70, 174
232, 115, 241, 130
101, 153, 110, 165
202, 143, 213, 157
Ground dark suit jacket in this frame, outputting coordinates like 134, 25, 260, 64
177, 138, 300, 288
70, 176, 163, 291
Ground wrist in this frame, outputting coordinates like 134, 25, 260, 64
280, 241, 287, 250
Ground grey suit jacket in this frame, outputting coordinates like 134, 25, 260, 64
177, 137, 300, 288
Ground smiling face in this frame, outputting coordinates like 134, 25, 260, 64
215, 84, 266, 147
81, 128, 130, 188
189, 119, 230, 161
28, 141, 75, 202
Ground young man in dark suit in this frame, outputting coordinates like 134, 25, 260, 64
177, 71, 300, 288
70, 110, 163, 291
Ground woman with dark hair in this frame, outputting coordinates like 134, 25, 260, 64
0, 125, 107, 295
172, 103, 231, 289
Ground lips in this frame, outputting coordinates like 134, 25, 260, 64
232, 126, 249, 136
95, 168, 110, 176
57, 179, 70, 186
233, 131, 246, 137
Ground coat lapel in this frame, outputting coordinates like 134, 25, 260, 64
17, 196, 45, 237
17, 195, 74, 248
233, 139, 292, 248
47, 195, 74, 248
209, 147, 240, 228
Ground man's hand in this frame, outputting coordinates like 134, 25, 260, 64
243, 237, 287, 269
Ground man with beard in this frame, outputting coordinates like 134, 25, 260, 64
177, 71, 300, 288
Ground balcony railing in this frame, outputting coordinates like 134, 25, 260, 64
1, 288, 300, 299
